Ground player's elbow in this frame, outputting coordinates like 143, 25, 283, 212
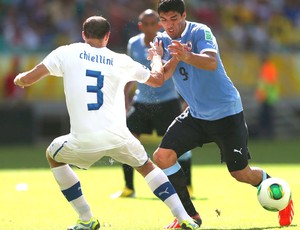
147, 72, 165, 87
201, 52, 218, 71
153, 73, 165, 87
208, 59, 218, 71
149, 80, 164, 88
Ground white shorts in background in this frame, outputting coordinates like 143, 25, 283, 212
47, 134, 149, 169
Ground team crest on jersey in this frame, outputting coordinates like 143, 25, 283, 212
205, 30, 212, 41
186, 41, 192, 50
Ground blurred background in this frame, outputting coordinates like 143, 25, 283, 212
1, 0, 300, 145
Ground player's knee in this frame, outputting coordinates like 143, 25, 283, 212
46, 150, 64, 168
153, 148, 177, 168
46, 150, 51, 162
46, 150, 54, 165
153, 149, 162, 165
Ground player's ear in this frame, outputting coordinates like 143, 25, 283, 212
138, 22, 143, 31
157, 22, 162, 30
82, 31, 86, 41
104, 32, 111, 42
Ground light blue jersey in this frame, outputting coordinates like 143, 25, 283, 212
157, 21, 243, 120
127, 33, 179, 104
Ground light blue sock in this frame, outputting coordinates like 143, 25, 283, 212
178, 150, 192, 161
163, 161, 181, 176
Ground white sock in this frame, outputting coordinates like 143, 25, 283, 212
51, 165, 93, 221
144, 167, 193, 222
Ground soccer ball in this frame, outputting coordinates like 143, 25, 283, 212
257, 178, 291, 212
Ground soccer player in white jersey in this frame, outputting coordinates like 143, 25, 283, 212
14, 16, 199, 230
147, 0, 294, 229
110, 9, 194, 200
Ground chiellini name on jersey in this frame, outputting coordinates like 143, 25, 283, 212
79, 50, 114, 66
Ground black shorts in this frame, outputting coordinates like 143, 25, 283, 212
127, 99, 182, 136
159, 108, 251, 172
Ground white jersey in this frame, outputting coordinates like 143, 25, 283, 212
42, 42, 150, 151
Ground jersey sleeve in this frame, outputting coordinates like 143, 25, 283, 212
42, 46, 66, 77
130, 60, 150, 83
122, 54, 150, 83
196, 27, 218, 54
134, 63, 150, 83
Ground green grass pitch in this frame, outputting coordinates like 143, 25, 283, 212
0, 137, 299, 229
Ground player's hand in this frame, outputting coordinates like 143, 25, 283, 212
168, 40, 191, 62
14, 73, 25, 88
148, 38, 163, 60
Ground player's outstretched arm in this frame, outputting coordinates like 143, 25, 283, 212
147, 39, 179, 81
146, 54, 164, 87
14, 63, 50, 88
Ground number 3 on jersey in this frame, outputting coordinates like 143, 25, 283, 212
86, 69, 104, 111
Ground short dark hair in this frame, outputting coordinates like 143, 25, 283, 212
83, 16, 111, 39
157, 0, 185, 15
138, 9, 159, 23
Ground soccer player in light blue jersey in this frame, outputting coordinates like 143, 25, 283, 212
111, 9, 194, 200
148, 0, 294, 228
